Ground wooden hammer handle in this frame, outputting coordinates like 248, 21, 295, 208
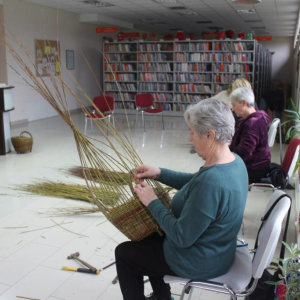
74, 257, 97, 272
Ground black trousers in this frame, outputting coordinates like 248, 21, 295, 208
115, 235, 177, 300
248, 166, 270, 184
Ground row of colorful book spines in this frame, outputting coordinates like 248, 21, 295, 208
104, 63, 251, 73
104, 54, 252, 62
213, 64, 252, 72
106, 92, 209, 102
105, 74, 136, 81
213, 74, 252, 83
105, 82, 249, 91
104, 42, 253, 52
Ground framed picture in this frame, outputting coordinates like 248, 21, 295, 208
35, 40, 60, 76
66, 50, 74, 70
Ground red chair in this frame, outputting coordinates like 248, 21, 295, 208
84, 96, 115, 135
282, 137, 300, 180
135, 93, 164, 132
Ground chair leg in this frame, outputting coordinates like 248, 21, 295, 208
180, 285, 192, 300
135, 111, 138, 130
107, 115, 111, 136
142, 111, 145, 132
161, 113, 164, 130
84, 117, 87, 135
112, 113, 115, 128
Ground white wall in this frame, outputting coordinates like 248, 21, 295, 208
261, 37, 294, 85
3, 0, 102, 123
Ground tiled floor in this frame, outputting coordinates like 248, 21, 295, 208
0, 111, 297, 300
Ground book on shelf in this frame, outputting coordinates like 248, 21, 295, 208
103, 39, 269, 114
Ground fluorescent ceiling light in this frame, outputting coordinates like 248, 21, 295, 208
82, 1, 114, 7
196, 21, 213, 24
150, 22, 167, 25
245, 20, 262, 22
178, 11, 198, 15
139, 19, 157, 22
169, 6, 187, 10
152, 0, 178, 3
236, 9, 256, 14
232, 0, 261, 3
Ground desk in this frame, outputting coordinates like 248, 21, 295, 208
0, 86, 14, 155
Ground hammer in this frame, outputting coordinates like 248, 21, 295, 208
67, 252, 97, 273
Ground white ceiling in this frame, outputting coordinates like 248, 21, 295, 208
19, 0, 299, 37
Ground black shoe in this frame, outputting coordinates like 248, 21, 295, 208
145, 293, 174, 300
145, 293, 156, 300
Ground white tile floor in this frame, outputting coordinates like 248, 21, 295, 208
0, 111, 297, 300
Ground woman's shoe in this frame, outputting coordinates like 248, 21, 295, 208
145, 293, 174, 300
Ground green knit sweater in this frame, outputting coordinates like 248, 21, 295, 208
147, 154, 248, 280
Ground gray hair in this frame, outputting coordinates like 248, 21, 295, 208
184, 99, 235, 145
230, 87, 255, 107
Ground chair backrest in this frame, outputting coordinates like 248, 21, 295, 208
93, 96, 114, 112
282, 137, 300, 178
136, 93, 154, 108
252, 190, 291, 279
268, 118, 280, 147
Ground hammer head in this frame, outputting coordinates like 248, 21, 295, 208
67, 252, 80, 259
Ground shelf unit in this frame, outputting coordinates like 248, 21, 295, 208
103, 39, 271, 115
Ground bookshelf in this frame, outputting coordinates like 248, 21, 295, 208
103, 39, 271, 115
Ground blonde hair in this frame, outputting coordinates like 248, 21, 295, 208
227, 78, 252, 94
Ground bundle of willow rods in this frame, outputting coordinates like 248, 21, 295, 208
14, 180, 120, 206
65, 166, 128, 185
6, 35, 172, 241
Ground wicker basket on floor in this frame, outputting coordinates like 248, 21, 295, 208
11, 131, 33, 154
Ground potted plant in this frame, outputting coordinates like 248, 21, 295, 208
266, 242, 300, 299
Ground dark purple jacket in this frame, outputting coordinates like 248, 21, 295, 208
230, 111, 271, 170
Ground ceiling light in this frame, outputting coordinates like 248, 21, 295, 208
150, 22, 166, 25
178, 11, 198, 15
236, 9, 256, 14
232, 0, 261, 3
208, 27, 224, 30
245, 20, 262, 23
152, 0, 178, 3
139, 19, 157, 23
83, 1, 114, 7
196, 21, 213, 24
169, 6, 187, 10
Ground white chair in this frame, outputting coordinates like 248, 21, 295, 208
268, 118, 280, 148
164, 190, 291, 300
268, 118, 283, 164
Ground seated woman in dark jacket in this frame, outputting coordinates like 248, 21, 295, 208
230, 87, 271, 184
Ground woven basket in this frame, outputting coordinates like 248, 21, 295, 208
11, 131, 33, 154
104, 173, 172, 241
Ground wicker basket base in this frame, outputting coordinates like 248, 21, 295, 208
107, 197, 163, 241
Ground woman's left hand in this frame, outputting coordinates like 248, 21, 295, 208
134, 181, 158, 207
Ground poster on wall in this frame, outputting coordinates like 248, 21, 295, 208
35, 40, 60, 77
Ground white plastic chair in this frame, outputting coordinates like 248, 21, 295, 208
268, 118, 280, 147
268, 118, 283, 164
164, 190, 291, 300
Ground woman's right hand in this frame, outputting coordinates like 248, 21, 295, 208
134, 164, 161, 183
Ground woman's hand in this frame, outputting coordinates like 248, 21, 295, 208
134, 181, 158, 207
134, 164, 161, 183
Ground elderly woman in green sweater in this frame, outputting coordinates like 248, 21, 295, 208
115, 99, 248, 300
